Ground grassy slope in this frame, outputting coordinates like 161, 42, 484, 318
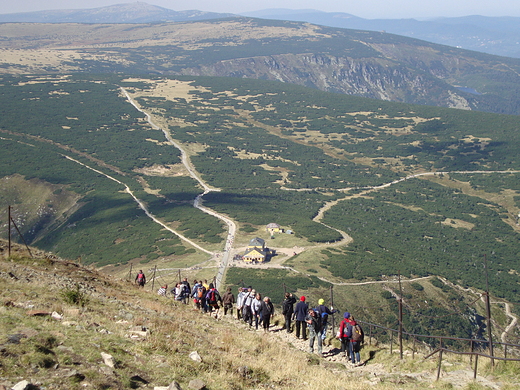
2, 244, 520, 390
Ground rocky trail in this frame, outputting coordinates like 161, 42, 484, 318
215, 310, 504, 389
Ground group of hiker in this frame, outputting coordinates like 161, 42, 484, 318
137, 272, 364, 365
283, 292, 364, 365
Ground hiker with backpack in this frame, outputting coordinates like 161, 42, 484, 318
261, 296, 275, 332
135, 270, 146, 287
222, 287, 235, 316
306, 308, 323, 355
192, 280, 206, 310
315, 298, 337, 345
293, 296, 308, 340
338, 312, 364, 365
282, 292, 297, 333
205, 283, 223, 316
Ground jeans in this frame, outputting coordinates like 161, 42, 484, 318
319, 323, 328, 342
308, 328, 322, 354
348, 341, 361, 363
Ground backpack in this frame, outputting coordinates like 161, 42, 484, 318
352, 324, 364, 342
312, 309, 323, 332
342, 320, 351, 338
137, 273, 144, 281
197, 286, 205, 299
316, 306, 328, 323
208, 289, 217, 304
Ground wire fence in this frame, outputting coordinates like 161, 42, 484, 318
360, 320, 520, 379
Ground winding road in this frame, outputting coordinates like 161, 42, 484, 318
120, 88, 236, 289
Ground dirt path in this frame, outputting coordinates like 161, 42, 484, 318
121, 87, 236, 289
441, 277, 519, 344
62, 155, 213, 255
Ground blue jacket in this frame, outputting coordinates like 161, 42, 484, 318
316, 304, 337, 324
294, 301, 308, 321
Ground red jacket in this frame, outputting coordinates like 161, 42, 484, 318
339, 318, 356, 339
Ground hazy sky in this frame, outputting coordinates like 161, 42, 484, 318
0, 0, 518, 19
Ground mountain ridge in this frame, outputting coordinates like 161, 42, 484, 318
1, 18, 520, 115
1, 2, 518, 58
0, 2, 234, 24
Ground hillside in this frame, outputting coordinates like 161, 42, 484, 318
1, 18, 520, 115
1, 72, 520, 341
1, 243, 519, 390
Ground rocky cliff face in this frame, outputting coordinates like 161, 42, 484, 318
182, 53, 472, 109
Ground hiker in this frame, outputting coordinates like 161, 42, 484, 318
261, 296, 275, 332
282, 292, 297, 333
251, 292, 263, 330
182, 277, 191, 293
173, 283, 183, 301
157, 285, 168, 296
202, 279, 210, 312
205, 283, 222, 316
236, 287, 247, 320
306, 308, 323, 355
222, 287, 235, 316
243, 287, 255, 326
180, 279, 191, 304
293, 296, 308, 340
315, 298, 337, 344
135, 270, 146, 287
192, 280, 205, 310
338, 312, 363, 365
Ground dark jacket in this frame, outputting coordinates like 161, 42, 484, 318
222, 291, 235, 306
282, 295, 297, 315
316, 304, 336, 324
294, 301, 308, 321
261, 300, 274, 318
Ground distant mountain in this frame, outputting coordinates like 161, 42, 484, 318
2, 17, 520, 115
0, 2, 234, 23
241, 9, 520, 58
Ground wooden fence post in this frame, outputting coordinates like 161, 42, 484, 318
151, 265, 157, 291
436, 349, 443, 381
